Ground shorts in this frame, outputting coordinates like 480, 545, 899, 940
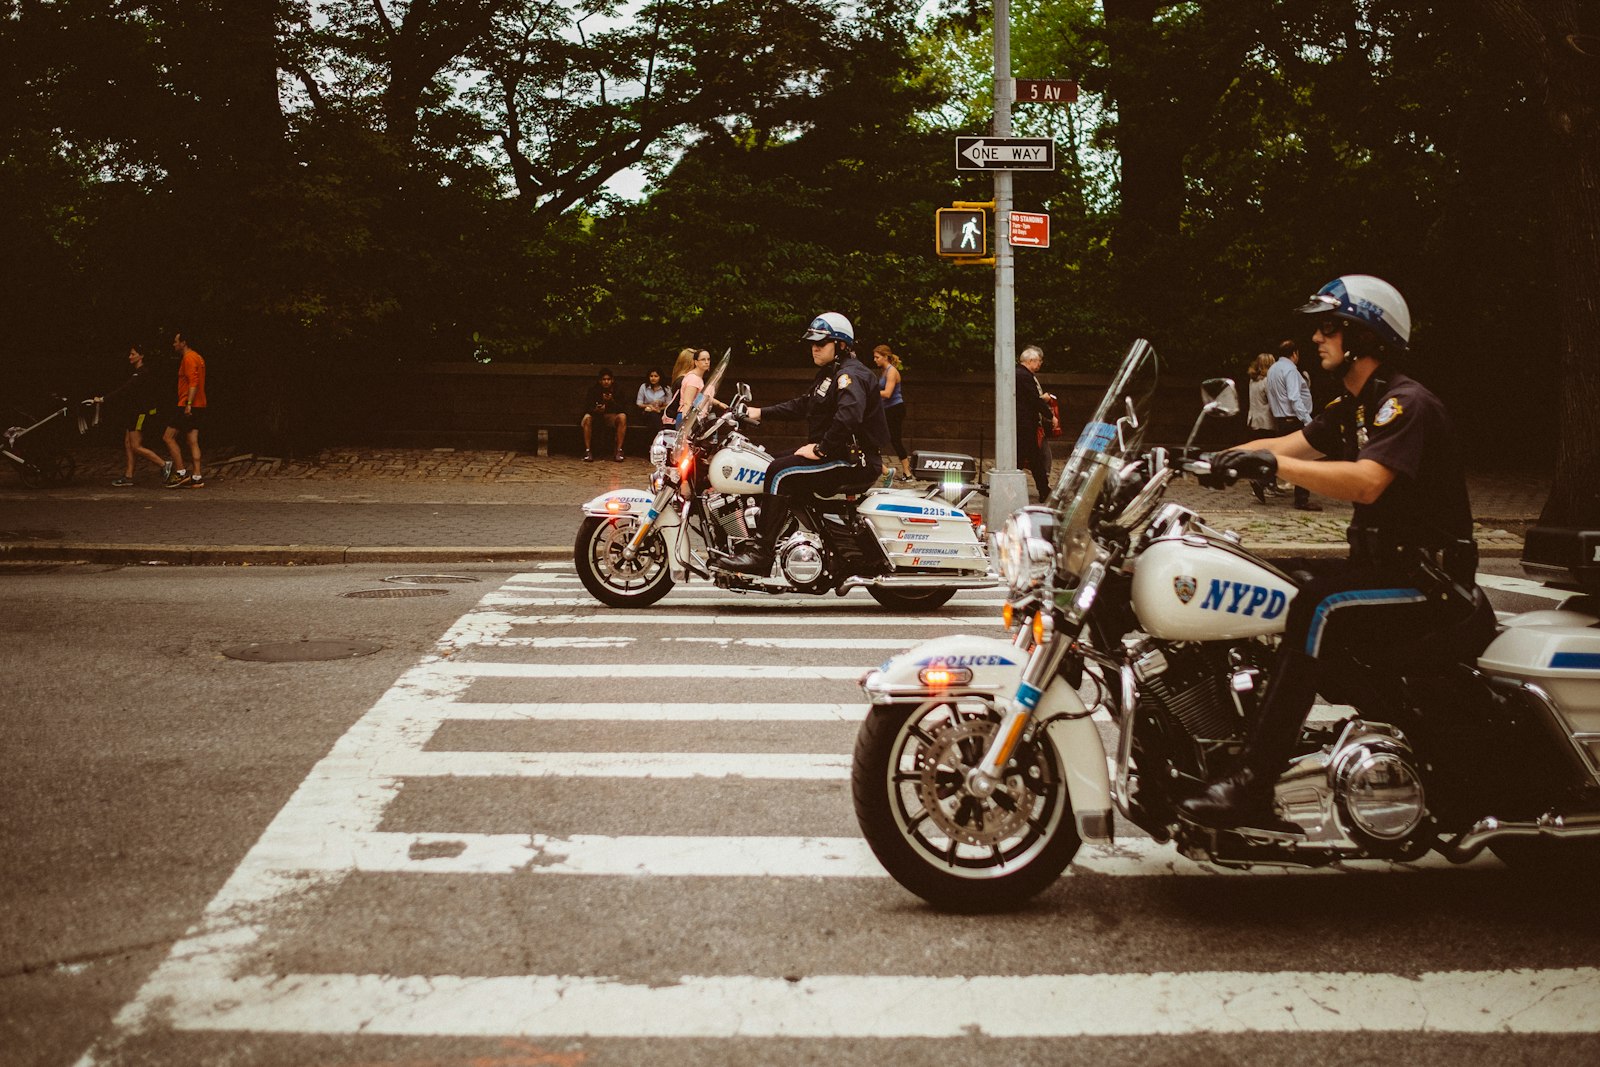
168, 407, 206, 433
125, 407, 159, 433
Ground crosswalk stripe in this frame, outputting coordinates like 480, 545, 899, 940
437, 702, 867, 721
482, 594, 1005, 609
429, 661, 872, 680
462, 635, 935, 650
373, 750, 852, 779
119, 968, 1600, 1038
260, 830, 1502, 878
492, 612, 1003, 627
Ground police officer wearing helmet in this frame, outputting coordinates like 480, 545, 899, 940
717, 312, 891, 576
1179, 275, 1484, 834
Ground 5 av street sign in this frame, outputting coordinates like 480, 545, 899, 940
955, 136, 1056, 171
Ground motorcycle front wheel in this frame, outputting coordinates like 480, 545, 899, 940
574, 515, 675, 607
852, 697, 1081, 912
865, 586, 956, 611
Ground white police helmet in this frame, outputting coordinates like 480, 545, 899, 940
1294, 275, 1411, 352
800, 311, 855, 346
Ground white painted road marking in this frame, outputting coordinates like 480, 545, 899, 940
113, 969, 1600, 1038
257, 830, 1502, 878
75, 569, 1593, 1062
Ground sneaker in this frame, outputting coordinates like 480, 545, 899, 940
583, 451, 594, 462
160, 460, 174, 483
166, 470, 192, 488
111, 476, 134, 487
614, 450, 625, 462
186, 475, 206, 488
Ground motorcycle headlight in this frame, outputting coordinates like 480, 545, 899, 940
649, 430, 677, 467
995, 507, 1056, 595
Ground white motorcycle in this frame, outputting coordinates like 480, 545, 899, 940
853, 338, 1600, 911
575, 353, 994, 610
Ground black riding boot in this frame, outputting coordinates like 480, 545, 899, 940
1178, 649, 1321, 833
717, 496, 789, 575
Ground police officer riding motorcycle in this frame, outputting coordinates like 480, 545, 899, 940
1179, 275, 1485, 833
716, 312, 893, 576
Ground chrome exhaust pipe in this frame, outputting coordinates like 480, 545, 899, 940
839, 573, 998, 592
1442, 811, 1600, 863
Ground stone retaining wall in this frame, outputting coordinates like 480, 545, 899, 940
358, 362, 1236, 458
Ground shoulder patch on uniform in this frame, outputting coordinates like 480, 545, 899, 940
838, 373, 852, 389
1374, 397, 1403, 427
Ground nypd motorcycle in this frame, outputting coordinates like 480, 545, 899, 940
575, 353, 994, 610
853, 338, 1600, 911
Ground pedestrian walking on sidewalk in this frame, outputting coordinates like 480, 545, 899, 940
1265, 338, 1321, 511
99, 343, 172, 486
873, 344, 912, 483
162, 332, 207, 488
1245, 351, 1277, 503
1016, 345, 1057, 499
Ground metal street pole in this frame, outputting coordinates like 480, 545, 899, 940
988, 0, 1028, 523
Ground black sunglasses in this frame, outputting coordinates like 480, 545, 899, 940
1313, 316, 1345, 337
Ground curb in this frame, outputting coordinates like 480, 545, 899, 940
1, 540, 1527, 566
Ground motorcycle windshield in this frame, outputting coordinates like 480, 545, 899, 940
673, 351, 732, 462
1046, 339, 1159, 570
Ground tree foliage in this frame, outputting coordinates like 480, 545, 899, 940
2, 0, 1593, 482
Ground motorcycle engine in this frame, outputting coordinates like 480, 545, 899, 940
1137, 642, 1258, 745
778, 530, 826, 587
1276, 721, 1428, 852
704, 492, 752, 542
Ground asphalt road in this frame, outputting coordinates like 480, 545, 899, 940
3, 559, 1598, 1067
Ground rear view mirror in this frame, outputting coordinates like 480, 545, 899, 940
1200, 378, 1240, 418
1183, 377, 1240, 452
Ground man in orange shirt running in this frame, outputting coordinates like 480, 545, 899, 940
163, 332, 207, 488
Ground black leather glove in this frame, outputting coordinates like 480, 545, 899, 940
1213, 448, 1278, 484
1195, 458, 1232, 490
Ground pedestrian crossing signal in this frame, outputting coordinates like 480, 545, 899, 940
936, 208, 987, 258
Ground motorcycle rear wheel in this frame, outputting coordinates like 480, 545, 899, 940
866, 586, 956, 611
574, 515, 674, 607
852, 697, 1081, 912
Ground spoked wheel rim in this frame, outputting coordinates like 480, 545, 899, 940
586, 517, 669, 595
887, 697, 1068, 878
43, 452, 75, 485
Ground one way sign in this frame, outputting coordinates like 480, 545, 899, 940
955, 136, 1056, 171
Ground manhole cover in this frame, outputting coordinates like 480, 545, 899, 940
381, 574, 481, 585
222, 640, 383, 662
342, 587, 450, 599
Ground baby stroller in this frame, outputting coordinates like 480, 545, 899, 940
3, 395, 101, 488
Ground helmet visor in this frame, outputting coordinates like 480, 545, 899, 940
799, 327, 832, 342
1293, 293, 1341, 316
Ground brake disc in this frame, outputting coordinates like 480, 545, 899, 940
916, 717, 1038, 846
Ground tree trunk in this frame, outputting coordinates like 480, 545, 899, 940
1478, 1, 1600, 527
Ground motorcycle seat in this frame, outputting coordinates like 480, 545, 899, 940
1413, 585, 1498, 667
818, 467, 885, 499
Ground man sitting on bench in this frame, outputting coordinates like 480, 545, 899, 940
581, 369, 628, 462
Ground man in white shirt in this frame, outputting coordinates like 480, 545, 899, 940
1264, 339, 1323, 511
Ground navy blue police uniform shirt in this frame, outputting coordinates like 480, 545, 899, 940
1301, 370, 1473, 549
762, 354, 891, 460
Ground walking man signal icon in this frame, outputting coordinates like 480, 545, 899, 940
935, 208, 987, 258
